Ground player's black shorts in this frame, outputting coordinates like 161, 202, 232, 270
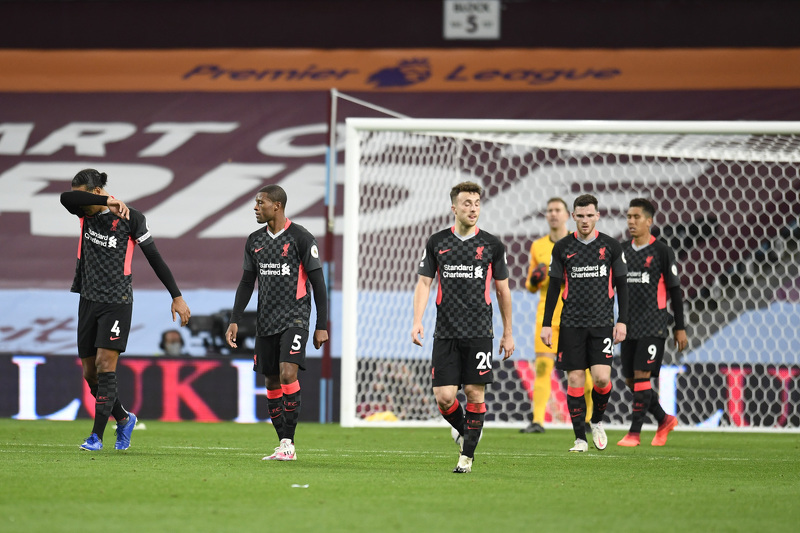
431, 337, 494, 387
253, 327, 308, 376
77, 297, 133, 357
621, 336, 666, 378
555, 326, 614, 371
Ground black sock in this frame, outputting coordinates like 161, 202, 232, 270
282, 382, 301, 443
92, 372, 117, 440
590, 383, 612, 424
648, 389, 667, 424
567, 390, 587, 441
630, 379, 652, 434
90, 382, 127, 423
439, 398, 465, 437
462, 403, 486, 458
267, 391, 285, 441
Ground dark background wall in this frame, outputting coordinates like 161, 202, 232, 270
1, 0, 799, 49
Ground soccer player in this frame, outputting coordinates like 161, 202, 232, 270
541, 194, 628, 453
60, 169, 191, 451
225, 184, 328, 461
617, 198, 688, 447
521, 197, 594, 434
411, 181, 515, 474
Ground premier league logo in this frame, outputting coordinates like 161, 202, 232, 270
367, 59, 431, 88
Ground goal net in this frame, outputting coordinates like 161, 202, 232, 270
341, 119, 800, 430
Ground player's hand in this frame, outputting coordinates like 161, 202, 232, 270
313, 329, 329, 350
226, 323, 239, 349
106, 198, 130, 220
613, 322, 627, 344
411, 323, 424, 346
527, 263, 548, 291
171, 296, 191, 327
540, 326, 553, 348
674, 329, 688, 352
499, 333, 515, 361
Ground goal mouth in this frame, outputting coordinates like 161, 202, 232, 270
341, 119, 800, 431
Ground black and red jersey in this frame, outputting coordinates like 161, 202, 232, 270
417, 226, 509, 339
549, 230, 627, 328
242, 218, 322, 336
622, 235, 682, 338
70, 207, 152, 304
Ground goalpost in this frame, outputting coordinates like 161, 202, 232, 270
340, 118, 800, 430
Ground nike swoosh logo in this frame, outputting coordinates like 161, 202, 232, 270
254, 247, 264, 253
110, 336, 121, 341
567, 253, 577, 259
479, 369, 490, 375
606, 354, 613, 358
439, 249, 451, 254
290, 350, 300, 355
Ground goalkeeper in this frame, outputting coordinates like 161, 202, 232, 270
521, 197, 594, 434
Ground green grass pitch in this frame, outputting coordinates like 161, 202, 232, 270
1, 419, 798, 533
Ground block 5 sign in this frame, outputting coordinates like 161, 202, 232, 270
443, 0, 501, 40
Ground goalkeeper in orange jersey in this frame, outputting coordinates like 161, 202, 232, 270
520, 197, 594, 433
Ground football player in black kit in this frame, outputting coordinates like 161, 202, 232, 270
411, 181, 515, 473
61, 169, 191, 451
617, 198, 687, 447
541, 194, 628, 453
225, 184, 328, 461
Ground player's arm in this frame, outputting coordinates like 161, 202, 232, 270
60, 190, 129, 219
613, 274, 628, 344
308, 268, 329, 349
226, 269, 256, 348
670, 284, 688, 351
664, 246, 688, 352
139, 241, 191, 326
494, 277, 515, 360
411, 275, 433, 346
540, 277, 562, 348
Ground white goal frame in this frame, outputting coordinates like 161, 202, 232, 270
340, 118, 800, 429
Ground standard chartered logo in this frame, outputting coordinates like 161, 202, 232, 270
442, 264, 482, 279
259, 262, 291, 276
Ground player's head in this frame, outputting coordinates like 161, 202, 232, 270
160, 329, 184, 356
254, 184, 287, 225
71, 168, 107, 193
449, 181, 482, 231
627, 198, 655, 240
545, 197, 569, 231
572, 194, 599, 238
71, 169, 109, 216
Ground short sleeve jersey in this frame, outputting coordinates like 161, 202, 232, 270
549, 230, 627, 328
622, 235, 681, 338
242, 219, 322, 336
70, 207, 153, 304
526, 235, 563, 327
417, 227, 509, 339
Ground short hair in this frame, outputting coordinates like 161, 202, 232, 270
547, 197, 569, 211
629, 198, 656, 219
450, 181, 482, 205
258, 184, 288, 209
72, 169, 107, 190
573, 194, 598, 210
